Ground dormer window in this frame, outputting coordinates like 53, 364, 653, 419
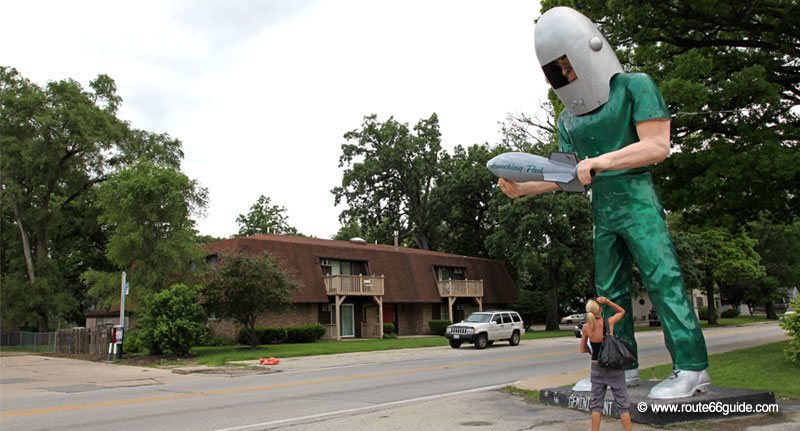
435, 266, 466, 281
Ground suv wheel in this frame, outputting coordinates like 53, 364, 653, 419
449, 340, 462, 349
509, 331, 520, 346
475, 333, 488, 349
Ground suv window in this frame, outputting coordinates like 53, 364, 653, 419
491, 314, 502, 324
511, 313, 521, 323
501, 313, 512, 324
464, 313, 491, 323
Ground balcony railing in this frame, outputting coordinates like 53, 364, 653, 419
437, 279, 483, 297
323, 275, 385, 296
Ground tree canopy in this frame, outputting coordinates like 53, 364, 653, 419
1, 67, 203, 329
236, 195, 301, 237
333, 114, 445, 250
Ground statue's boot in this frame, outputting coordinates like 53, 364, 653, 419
571, 368, 640, 391
647, 369, 711, 399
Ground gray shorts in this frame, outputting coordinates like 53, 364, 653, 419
590, 363, 630, 414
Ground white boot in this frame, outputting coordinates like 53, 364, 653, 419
571, 368, 639, 391
647, 369, 711, 399
625, 368, 640, 387
571, 377, 592, 392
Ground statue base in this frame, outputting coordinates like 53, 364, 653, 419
539, 381, 777, 426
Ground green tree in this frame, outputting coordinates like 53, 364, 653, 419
429, 144, 501, 257
779, 297, 800, 364
203, 250, 299, 348
0, 67, 183, 330
332, 217, 366, 241
333, 114, 445, 250
691, 228, 766, 325
540, 0, 800, 228
747, 218, 800, 318
235, 195, 301, 236
136, 283, 207, 356
486, 188, 594, 330
83, 161, 207, 309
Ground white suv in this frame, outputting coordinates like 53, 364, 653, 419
445, 311, 525, 349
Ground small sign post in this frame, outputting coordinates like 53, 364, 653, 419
118, 271, 127, 359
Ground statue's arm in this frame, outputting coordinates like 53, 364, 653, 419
498, 178, 561, 198
576, 118, 671, 184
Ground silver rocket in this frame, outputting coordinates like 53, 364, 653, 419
486, 151, 586, 193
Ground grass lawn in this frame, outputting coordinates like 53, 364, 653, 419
700, 315, 773, 327
191, 329, 575, 366
0, 345, 56, 354
641, 340, 800, 400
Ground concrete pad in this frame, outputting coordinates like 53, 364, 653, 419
540, 381, 777, 426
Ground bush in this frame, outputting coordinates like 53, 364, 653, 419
697, 306, 708, 320
122, 328, 145, 354
383, 323, 395, 335
238, 324, 325, 345
428, 319, 451, 336
137, 284, 207, 356
721, 308, 741, 318
286, 324, 326, 343
382, 333, 397, 339
779, 298, 800, 364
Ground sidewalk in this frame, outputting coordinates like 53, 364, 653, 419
0, 355, 210, 400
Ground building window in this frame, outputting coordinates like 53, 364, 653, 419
435, 266, 466, 281
696, 296, 705, 308
321, 258, 368, 276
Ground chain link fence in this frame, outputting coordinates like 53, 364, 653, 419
0, 331, 57, 353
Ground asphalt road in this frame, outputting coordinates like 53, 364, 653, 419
0, 323, 789, 431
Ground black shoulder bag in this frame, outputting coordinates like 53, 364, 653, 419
597, 316, 635, 369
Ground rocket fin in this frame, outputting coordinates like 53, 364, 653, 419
543, 173, 575, 183
557, 177, 586, 193
548, 152, 579, 166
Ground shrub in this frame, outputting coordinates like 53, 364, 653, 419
122, 328, 145, 354
721, 308, 741, 318
779, 298, 800, 364
286, 324, 326, 343
428, 319, 451, 336
382, 333, 397, 339
697, 306, 709, 320
383, 323, 395, 335
238, 324, 325, 345
137, 284, 207, 356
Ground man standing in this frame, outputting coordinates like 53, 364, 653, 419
498, 6, 710, 399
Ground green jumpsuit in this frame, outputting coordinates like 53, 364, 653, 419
558, 73, 708, 371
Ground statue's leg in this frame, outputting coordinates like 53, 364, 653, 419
624, 193, 708, 372
621, 182, 710, 398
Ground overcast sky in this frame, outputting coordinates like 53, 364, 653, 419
2, 0, 550, 239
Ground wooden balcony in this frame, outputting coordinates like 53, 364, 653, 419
323, 275, 385, 296
437, 279, 483, 297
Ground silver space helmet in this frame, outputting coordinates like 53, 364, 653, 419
534, 7, 623, 116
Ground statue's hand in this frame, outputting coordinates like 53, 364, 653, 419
498, 178, 521, 198
577, 157, 610, 184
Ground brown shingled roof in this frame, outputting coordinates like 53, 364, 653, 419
203, 235, 517, 304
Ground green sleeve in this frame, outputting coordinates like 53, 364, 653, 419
628, 73, 671, 124
557, 116, 575, 153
